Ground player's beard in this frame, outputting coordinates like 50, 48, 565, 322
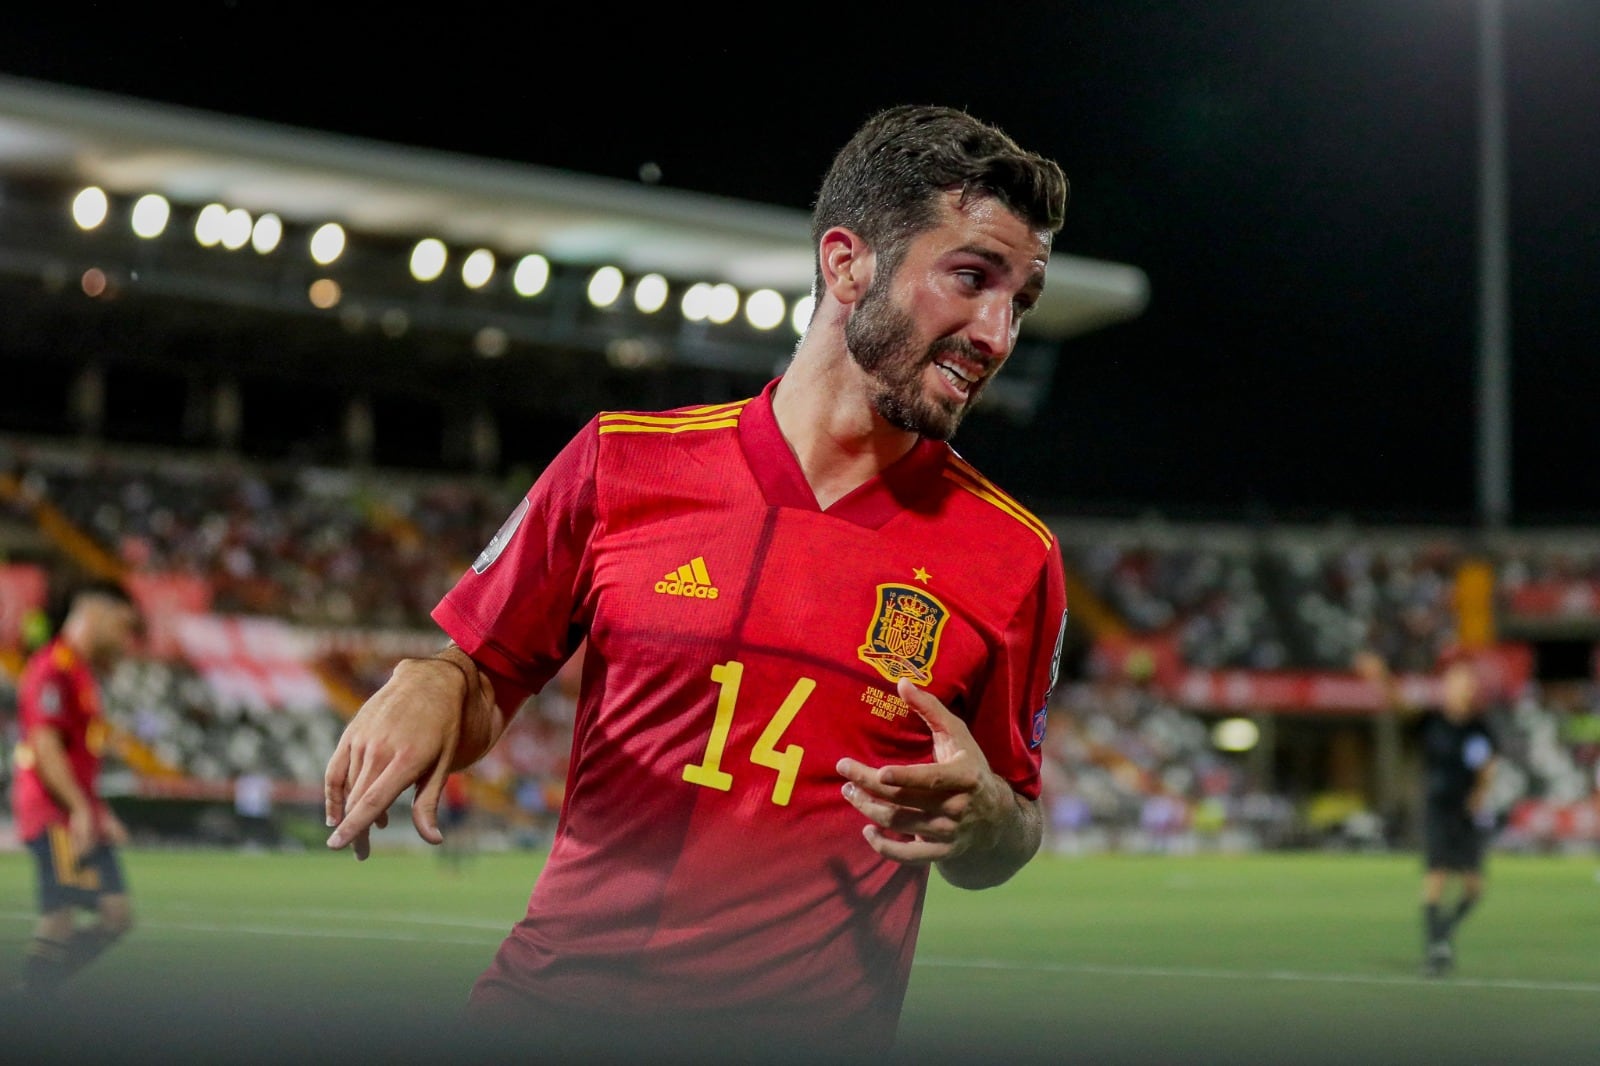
845, 276, 991, 442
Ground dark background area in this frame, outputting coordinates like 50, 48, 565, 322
3, 1, 1597, 525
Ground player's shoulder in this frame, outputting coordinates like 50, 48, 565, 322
48, 641, 77, 670
22, 640, 74, 681
939, 448, 1057, 555
582, 397, 755, 495
593, 397, 753, 443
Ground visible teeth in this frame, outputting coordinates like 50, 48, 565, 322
936, 361, 975, 384
935, 365, 973, 397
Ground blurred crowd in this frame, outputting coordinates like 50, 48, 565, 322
1061, 524, 1465, 673
3, 439, 1599, 853
2, 440, 520, 629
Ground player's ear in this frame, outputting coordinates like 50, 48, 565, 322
820, 226, 871, 306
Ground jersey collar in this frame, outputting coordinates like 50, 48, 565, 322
737, 376, 948, 528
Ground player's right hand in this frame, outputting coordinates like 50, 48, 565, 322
66, 805, 95, 861
324, 657, 468, 860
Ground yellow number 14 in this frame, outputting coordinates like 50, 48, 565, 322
682, 660, 814, 806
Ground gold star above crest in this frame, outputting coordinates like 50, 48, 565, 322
912, 567, 931, 584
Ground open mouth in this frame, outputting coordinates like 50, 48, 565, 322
933, 358, 981, 399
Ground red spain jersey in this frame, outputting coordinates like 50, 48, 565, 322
435, 378, 1068, 1044
9, 639, 110, 841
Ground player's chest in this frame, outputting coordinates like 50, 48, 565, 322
584, 505, 997, 697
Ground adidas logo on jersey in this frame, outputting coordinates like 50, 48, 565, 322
655, 556, 719, 599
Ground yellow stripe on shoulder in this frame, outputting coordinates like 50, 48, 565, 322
942, 460, 1053, 547
599, 418, 742, 435
597, 400, 749, 435
671, 400, 752, 417
946, 454, 1036, 517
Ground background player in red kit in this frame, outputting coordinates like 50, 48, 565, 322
325, 104, 1072, 1056
10, 578, 140, 996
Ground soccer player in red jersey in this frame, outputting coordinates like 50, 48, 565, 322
325, 104, 1072, 1057
10, 578, 140, 996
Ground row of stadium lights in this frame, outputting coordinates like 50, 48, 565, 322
68, 186, 816, 335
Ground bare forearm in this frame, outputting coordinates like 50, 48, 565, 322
29, 728, 92, 816
937, 782, 1043, 890
433, 643, 514, 771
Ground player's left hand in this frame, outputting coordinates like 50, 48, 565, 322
836, 677, 1014, 867
66, 805, 95, 862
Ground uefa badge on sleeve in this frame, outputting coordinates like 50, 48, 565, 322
473, 497, 530, 574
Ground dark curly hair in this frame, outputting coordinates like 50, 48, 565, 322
809, 104, 1070, 291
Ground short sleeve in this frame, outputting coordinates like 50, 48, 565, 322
432, 418, 601, 699
965, 538, 1069, 801
20, 669, 67, 730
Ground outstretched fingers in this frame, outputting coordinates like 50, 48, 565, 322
409, 756, 452, 846
896, 677, 986, 769
838, 681, 994, 870
322, 654, 471, 859
839, 759, 968, 849
323, 736, 352, 830
897, 677, 959, 735
861, 825, 948, 867
327, 743, 411, 855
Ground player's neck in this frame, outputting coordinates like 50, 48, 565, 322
772, 343, 919, 510
58, 624, 91, 664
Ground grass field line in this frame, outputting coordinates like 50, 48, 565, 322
6, 900, 1597, 997
1, 895, 516, 931
920, 956, 1600, 995
1, 901, 510, 940
0, 908, 496, 946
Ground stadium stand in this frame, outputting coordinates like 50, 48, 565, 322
4, 437, 1597, 855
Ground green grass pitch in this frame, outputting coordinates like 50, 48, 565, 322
1, 843, 1595, 1064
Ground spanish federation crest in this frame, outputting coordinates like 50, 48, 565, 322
858, 584, 949, 685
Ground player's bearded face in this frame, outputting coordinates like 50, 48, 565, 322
846, 269, 992, 442
87, 602, 138, 671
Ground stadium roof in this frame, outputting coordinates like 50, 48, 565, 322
0, 74, 1149, 342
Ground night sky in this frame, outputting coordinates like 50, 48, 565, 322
3, 1, 1598, 525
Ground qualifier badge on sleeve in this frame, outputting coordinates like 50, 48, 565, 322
472, 498, 530, 574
